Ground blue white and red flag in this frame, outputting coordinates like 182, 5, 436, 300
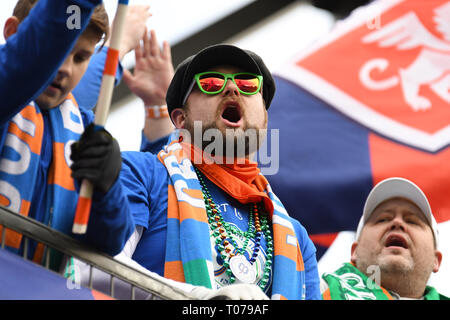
267, 0, 450, 296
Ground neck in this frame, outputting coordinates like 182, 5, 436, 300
379, 271, 427, 299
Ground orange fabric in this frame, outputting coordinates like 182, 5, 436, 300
181, 142, 275, 215
146, 106, 169, 119
0, 201, 32, 250
166, 185, 179, 220
167, 185, 207, 223
103, 48, 120, 76
7, 106, 44, 154
273, 224, 304, 272
0, 227, 21, 249
178, 202, 209, 223
322, 288, 332, 300
164, 260, 186, 283
309, 232, 339, 248
0, 94, 81, 259
32, 243, 45, 264
47, 142, 75, 191
20, 199, 31, 215
0, 108, 42, 250
0, 194, 10, 207
91, 290, 115, 300
369, 133, 450, 223
381, 286, 395, 300
67, 92, 78, 106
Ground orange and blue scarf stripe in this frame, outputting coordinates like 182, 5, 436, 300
158, 140, 306, 299
0, 94, 83, 264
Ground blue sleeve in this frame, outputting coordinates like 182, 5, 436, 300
0, 0, 102, 126
80, 106, 95, 126
85, 151, 167, 256
83, 178, 135, 256
140, 132, 170, 154
120, 151, 168, 229
74, 108, 134, 255
72, 46, 124, 110
293, 219, 321, 300
120, 151, 169, 276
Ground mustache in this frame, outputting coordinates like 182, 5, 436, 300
183, 118, 267, 158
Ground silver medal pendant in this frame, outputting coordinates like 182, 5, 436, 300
229, 255, 256, 284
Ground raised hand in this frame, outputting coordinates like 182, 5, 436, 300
123, 29, 174, 107
106, 5, 152, 59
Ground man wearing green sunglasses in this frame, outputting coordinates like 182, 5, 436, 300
172, 68, 267, 159
72, 44, 321, 300
166, 45, 275, 160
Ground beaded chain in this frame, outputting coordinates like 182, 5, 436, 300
194, 167, 273, 290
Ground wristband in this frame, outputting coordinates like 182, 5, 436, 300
145, 105, 169, 119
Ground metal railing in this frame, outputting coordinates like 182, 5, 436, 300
0, 206, 193, 300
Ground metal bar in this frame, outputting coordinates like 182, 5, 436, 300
23, 236, 28, 259
45, 247, 50, 269
0, 207, 192, 300
1, 226, 5, 249
88, 265, 93, 289
131, 285, 135, 300
110, 275, 114, 298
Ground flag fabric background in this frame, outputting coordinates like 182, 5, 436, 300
266, 0, 450, 296
0, 249, 112, 299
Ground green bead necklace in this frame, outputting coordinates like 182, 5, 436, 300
194, 167, 273, 290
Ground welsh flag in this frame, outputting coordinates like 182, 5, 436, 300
266, 0, 450, 296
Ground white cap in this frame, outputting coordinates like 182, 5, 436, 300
355, 177, 439, 247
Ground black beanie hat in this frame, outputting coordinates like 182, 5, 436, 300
166, 44, 276, 117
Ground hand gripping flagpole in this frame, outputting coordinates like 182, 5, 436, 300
72, 0, 129, 234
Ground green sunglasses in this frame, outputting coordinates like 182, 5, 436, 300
182, 71, 263, 105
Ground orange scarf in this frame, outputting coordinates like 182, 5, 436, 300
181, 142, 274, 215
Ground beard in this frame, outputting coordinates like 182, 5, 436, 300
182, 109, 268, 160
377, 255, 415, 274
354, 247, 416, 295
355, 248, 415, 277
353, 236, 438, 297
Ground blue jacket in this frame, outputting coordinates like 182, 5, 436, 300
0, 0, 102, 123
0, 0, 132, 258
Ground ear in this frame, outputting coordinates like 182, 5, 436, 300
3, 16, 20, 40
350, 242, 358, 264
171, 108, 186, 129
432, 250, 443, 273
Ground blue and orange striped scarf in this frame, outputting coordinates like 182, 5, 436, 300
0, 94, 84, 264
158, 140, 306, 300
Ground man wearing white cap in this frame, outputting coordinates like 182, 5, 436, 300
321, 177, 448, 300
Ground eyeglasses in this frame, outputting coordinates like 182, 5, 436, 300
182, 71, 263, 105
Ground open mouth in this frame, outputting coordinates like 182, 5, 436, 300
50, 82, 63, 91
50, 81, 63, 91
221, 102, 242, 125
384, 234, 408, 249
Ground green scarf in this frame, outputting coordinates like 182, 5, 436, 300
322, 263, 449, 300
422, 286, 450, 301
